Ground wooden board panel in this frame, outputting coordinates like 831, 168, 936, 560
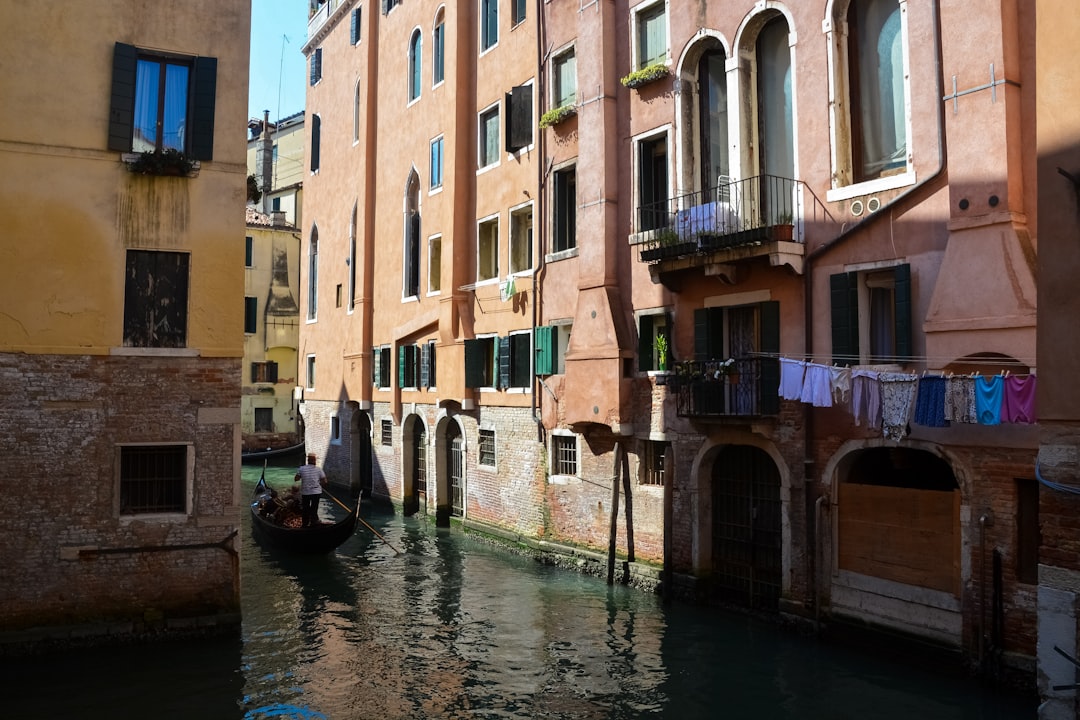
838, 483, 959, 595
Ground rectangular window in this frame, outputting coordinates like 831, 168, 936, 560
553, 49, 577, 109
421, 339, 437, 388
1016, 479, 1039, 584
479, 105, 500, 168
351, 7, 362, 45
383, 0, 402, 13
251, 361, 278, 383
553, 166, 577, 252
638, 133, 669, 232
373, 345, 392, 388
509, 205, 533, 274
501, 332, 532, 388
512, 0, 527, 25
119, 445, 187, 515
430, 136, 444, 189
331, 415, 341, 442
464, 336, 498, 388
643, 441, 668, 486
638, 313, 669, 372
272, 196, 281, 212
254, 407, 273, 432
335, 284, 343, 308
124, 250, 189, 348
692, 302, 781, 415
381, 418, 393, 446
310, 114, 321, 172
108, 43, 216, 160
310, 47, 323, 85
433, 20, 445, 85
552, 435, 578, 476
535, 323, 572, 375
306, 355, 316, 390
245, 236, 253, 267
636, 3, 667, 69
244, 296, 258, 334
505, 84, 533, 152
481, 0, 498, 51
830, 264, 911, 365
479, 428, 496, 467
478, 217, 499, 282
428, 235, 442, 293
399, 344, 421, 388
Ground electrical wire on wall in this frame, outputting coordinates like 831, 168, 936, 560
1035, 460, 1080, 496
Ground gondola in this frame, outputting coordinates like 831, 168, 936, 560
250, 472, 359, 554
241, 442, 306, 464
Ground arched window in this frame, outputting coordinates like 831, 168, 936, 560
348, 203, 357, 311
408, 30, 422, 102
404, 171, 421, 297
848, 0, 906, 182
433, 9, 445, 86
307, 225, 319, 320
353, 79, 361, 142
698, 48, 729, 192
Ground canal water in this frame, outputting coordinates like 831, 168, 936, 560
4, 463, 1035, 719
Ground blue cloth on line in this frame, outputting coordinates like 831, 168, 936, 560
913, 376, 948, 427
975, 375, 1004, 425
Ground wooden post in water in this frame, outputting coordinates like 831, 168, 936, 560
621, 443, 634, 564
606, 442, 621, 585
662, 440, 674, 603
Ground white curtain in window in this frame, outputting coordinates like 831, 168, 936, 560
855, 0, 905, 178
133, 60, 160, 152
162, 64, 189, 151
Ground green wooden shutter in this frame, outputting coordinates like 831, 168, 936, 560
893, 263, 912, 361
190, 56, 217, 161
638, 315, 655, 372
420, 342, 430, 387
373, 345, 381, 386
830, 272, 859, 363
498, 336, 510, 388
759, 301, 780, 415
108, 43, 137, 151
535, 326, 554, 375
398, 345, 406, 387
464, 339, 483, 388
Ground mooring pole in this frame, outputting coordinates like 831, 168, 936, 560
606, 442, 621, 585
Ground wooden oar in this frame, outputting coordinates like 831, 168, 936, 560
323, 489, 403, 555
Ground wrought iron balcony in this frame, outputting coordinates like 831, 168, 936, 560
670, 357, 779, 418
634, 175, 833, 275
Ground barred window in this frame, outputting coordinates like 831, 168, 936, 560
381, 418, 393, 446
643, 441, 668, 486
479, 428, 496, 467
552, 434, 577, 476
120, 445, 187, 514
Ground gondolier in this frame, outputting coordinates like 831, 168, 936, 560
294, 453, 327, 527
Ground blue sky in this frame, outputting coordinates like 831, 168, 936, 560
248, 0, 310, 122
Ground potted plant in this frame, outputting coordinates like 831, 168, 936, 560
539, 104, 576, 129
125, 148, 196, 177
621, 62, 670, 89
654, 333, 669, 373
771, 211, 794, 241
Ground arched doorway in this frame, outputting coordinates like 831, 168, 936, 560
434, 415, 464, 527
401, 413, 427, 516
711, 445, 782, 610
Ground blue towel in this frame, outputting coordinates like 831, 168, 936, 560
913, 376, 948, 427
975, 376, 1004, 425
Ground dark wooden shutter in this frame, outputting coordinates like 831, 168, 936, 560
830, 271, 859, 363
250, 362, 259, 383
505, 85, 533, 152
498, 336, 511, 388
638, 315, 654, 372
429, 340, 437, 387
420, 342, 430, 387
310, 114, 321, 171
465, 339, 483, 388
407, 213, 421, 296
693, 308, 722, 361
893, 263, 912, 361
189, 56, 217, 161
310, 48, 322, 86
267, 361, 278, 383
759, 301, 780, 415
108, 43, 137, 151
535, 326, 554, 375
244, 296, 257, 333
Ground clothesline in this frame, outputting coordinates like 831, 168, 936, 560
743, 351, 1037, 372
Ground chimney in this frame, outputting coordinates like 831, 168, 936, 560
256, 110, 274, 214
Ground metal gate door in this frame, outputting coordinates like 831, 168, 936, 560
448, 429, 464, 517
712, 445, 781, 609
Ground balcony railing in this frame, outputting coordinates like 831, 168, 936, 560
670, 357, 778, 418
636, 175, 832, 264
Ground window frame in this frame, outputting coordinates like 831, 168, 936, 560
117, 443, 191, 517
477, 103, 501, 170
307, 225, 319, 321
551, 164, 577, 254
244, 296, 258, 334
430, 135, 444, 191
632, 1, 669, 70
306, 354, 316, 390
351, 7, 363, 45
637, 311, 670, 373
433, 13, 446, 87
552, 46, 577, 110
310, 47, 323, 86
509, 202, 534, 275
381, 418, 394, 446
428, 234, 442, 294
642, 440, 669, 486
480, 0, 499, 53
830, 262, 912, 366
505, 81, 534, 153
408, 29, 423, 104
635, 127, 670, 233
551, 433, 579, 478
254, 406, 274, 433
464, 335, 499, 389
478, 427, 497, 468
477, 214, 500, 284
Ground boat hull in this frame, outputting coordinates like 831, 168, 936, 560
250, 494, 357, 554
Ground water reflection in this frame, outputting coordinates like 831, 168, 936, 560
0, 463, 1034, 719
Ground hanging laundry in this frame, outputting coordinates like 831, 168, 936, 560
944, 376, 977, 424
800, 363, 833, 407
880, 372, 918, 441
975, 375, 1004, 425
1002, 374, 1037, 424
851, 369, 881, 428
913, 375, 948, 427
829, 366, 852, 405
778, 358, 805, 401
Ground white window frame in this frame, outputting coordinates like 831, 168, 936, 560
631, 0, 669, 71
476, 213, 500, 285
429, 134, 444, 192
551, 45, 577, 110
477, 102, 501, 171
478, 426, 497, 468
428, 234, 442, 296
509, 201, 534, 276
549, 431, 580, 483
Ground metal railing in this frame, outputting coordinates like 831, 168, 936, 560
637, 175, 832, 263
670, 357, 778, 418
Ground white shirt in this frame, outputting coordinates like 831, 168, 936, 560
296, 463, 326, 495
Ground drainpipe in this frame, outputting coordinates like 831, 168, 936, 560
803, 0, 946, 623
259, 110, 274, 215
532, 0, 548, 439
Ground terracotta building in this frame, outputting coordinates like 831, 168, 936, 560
300, 0, 1057, 694
0, 1, 250, 642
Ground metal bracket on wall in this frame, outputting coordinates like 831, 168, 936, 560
942, 63, 1019, 114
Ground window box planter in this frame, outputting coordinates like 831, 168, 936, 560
123, 149, 199, 177
539, 104, 577, 129
621, 63, 670, 90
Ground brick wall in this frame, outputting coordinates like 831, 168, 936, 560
0, 353, 241, 635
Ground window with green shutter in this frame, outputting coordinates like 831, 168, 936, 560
830, 264, 911, 364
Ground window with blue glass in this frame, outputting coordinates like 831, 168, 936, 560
430, 136, 444, 189
408, 30, 422, 102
